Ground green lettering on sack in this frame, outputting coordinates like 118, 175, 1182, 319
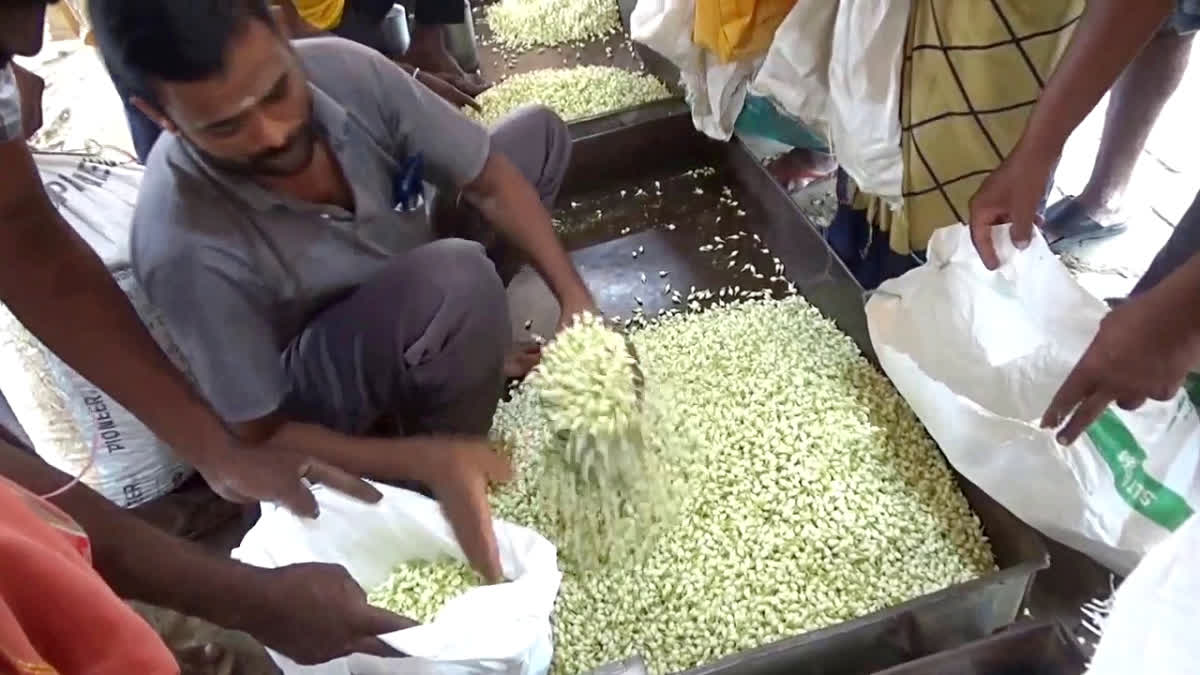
1087, 410, 1193, 532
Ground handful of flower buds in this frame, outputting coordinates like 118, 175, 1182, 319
527, 312, 686, 569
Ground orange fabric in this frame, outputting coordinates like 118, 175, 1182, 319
0, 479, 178, 675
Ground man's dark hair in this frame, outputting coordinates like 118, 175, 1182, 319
89, 0, 276, 106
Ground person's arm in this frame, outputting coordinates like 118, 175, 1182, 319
0, 440, 415, 665
143, 250, 511, 583
462, 152, 595, 325
358, 50, 594, 323
242, 418, 511, 583
1042, 251, 1200, 443
968, 0, 1175, 269
0, 139, 378, 517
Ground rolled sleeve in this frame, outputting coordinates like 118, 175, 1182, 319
139, 251, 289, 424
368, 54, 491, 189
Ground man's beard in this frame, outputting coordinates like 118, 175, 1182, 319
195, 119, 319, 178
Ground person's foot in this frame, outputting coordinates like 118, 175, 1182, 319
504, 342, 542, 379
1043, 195, 1130, 252
1070, 191, 1129, 228
766, 148, 837, 192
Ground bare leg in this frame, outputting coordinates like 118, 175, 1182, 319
1074, 29, 1194, 226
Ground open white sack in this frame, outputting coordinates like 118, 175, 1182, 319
1086, 512, 1199, 674
866, 225, 1200, 575
233, 483, 562, 675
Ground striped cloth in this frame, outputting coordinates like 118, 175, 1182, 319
847, 0, 1084, 256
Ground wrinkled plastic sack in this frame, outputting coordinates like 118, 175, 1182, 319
233, 483, 562, 675
1086, 512, 1198, 674
0, 154, 193, 506
692, 0, 795, 64
866, 225, 1200, 575
750, 0, 906, 200
34, 152, 139, 269
632, 0, 759, 140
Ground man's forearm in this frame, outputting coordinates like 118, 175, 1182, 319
0, 144, 231, 464
245, 417, 436, 483
1015, 0, 1173, 158
0, 441, 267, 630
466, 153, 591, 306
1149, 251, 1200, 349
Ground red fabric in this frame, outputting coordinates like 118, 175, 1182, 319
0, 478, 178, 675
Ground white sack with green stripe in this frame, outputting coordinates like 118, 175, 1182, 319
865, 224, 1199, 575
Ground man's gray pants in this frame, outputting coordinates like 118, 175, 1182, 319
281, 105, 571, 437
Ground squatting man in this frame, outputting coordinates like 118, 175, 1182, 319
94, 0, 597, 582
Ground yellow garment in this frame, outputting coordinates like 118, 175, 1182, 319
693, 0, 796, 64
853, 0, 1084, 254
290, 0, 346, 31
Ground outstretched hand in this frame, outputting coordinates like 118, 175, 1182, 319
415, 438, 514, 583
415, 70, 483, 112
196, 442, 382, 519
1042, 285, 1200, 444
242, 562, 418, 665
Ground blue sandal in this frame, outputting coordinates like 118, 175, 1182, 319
1043, 196, 1129, 252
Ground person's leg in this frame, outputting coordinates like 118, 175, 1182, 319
329, 0, 396, 57
280, 238, 510, 436
434, 105, 572, 284
407, 0, 468, 77
1070, 28, 1193, 226
1130, 190, 1200, 296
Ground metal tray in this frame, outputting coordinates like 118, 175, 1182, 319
873, 621, 1088, 675
537, 113, 1051, 675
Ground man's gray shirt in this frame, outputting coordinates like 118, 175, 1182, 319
132, 38, 491, 424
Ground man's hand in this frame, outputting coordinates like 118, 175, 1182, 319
414, 70, 482, 112
1042, 285, 1200, 444
967, 145, 1056, 270
557, 291, 599, 331
240, 562, 417, 665
413, 438, 513, 583
196, 443, 382, 518
11, 64, 44, 140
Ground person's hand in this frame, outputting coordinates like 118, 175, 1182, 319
415, 70, 482, 112
557, 291, 599, 331
196, 443, 383, 519
438, 72, 491, 98
413, 438, 513, 583
239, 562, 418, 665
11, 64, 44, 140
1042, 286, 1200, 444
967, 143, 1057, 270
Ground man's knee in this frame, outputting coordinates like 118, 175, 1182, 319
492, 105, 572, 197
416, 238, 510, 340
524, 104, 571, 173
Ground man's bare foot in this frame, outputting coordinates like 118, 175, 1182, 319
766, 148, 836, 192
1070, 191, 1128, 228
505, 342, 542, 379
